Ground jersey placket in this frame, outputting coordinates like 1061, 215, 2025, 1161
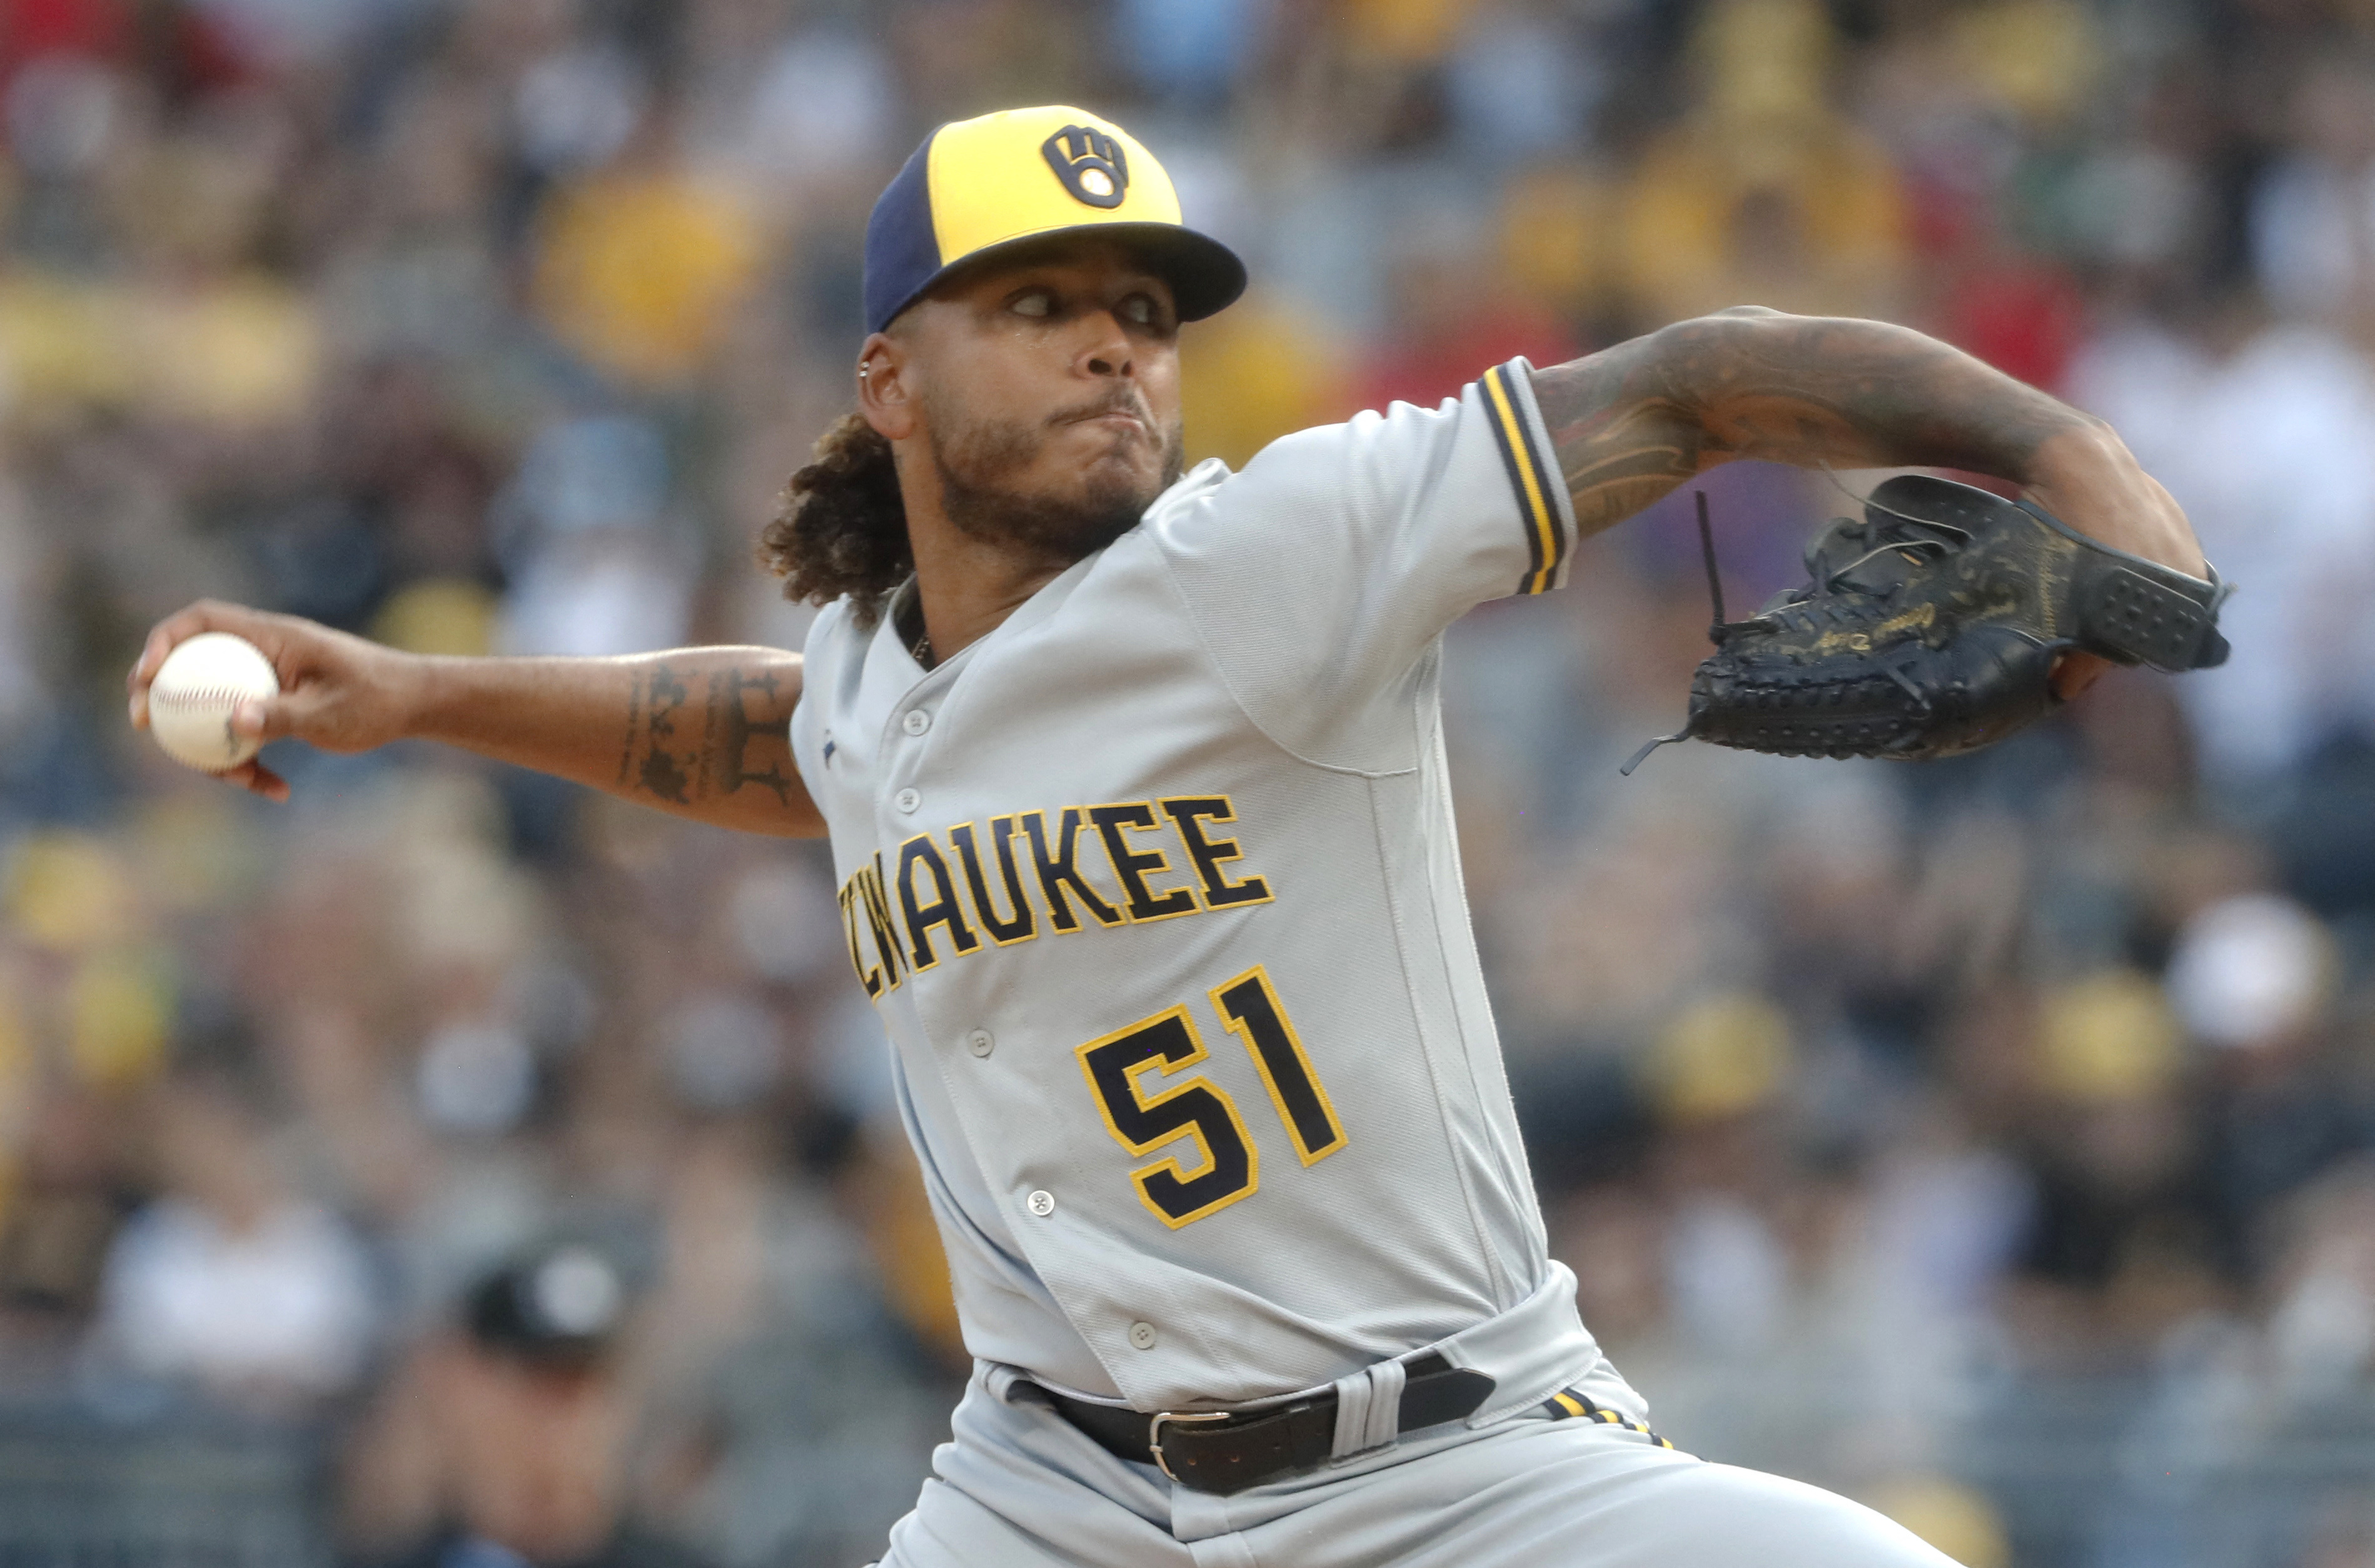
870, 651, 1069, 1267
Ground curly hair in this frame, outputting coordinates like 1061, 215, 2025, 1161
755, 413, 910, 630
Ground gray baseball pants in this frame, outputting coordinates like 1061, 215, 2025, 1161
875, 1365, 1960, 1568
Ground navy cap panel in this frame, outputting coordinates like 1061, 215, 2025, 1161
1109, 224, 1249, 321
864, 134, 944, 335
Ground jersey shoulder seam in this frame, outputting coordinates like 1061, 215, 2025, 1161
1146, 536, 1421, 780
1358, 768, 1523, 1298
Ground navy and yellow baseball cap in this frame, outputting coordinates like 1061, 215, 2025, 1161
863, 106, 1247, 334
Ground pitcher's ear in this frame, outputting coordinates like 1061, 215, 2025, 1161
856, 331, 917, 441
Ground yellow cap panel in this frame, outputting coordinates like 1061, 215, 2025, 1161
924, 106, 1183, 266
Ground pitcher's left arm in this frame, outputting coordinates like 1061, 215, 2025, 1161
1526, 306, 2202, 579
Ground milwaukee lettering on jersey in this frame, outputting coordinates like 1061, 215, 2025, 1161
836, 796, 1273, 997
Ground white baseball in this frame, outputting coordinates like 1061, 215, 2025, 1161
148, 632, 280, 773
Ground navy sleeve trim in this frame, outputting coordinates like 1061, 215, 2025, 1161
1480, 361, 1567, 595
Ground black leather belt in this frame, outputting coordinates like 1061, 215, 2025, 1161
1039, 1353, 1496, 1495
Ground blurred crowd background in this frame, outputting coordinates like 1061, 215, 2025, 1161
1, 0, 2374, 1565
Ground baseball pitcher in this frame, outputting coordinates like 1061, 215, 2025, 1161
133, 107, 2217, 1568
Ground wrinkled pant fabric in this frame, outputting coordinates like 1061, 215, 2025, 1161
877, 1365, 1957, 1568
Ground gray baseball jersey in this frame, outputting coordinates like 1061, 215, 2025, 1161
794, 359, 1628, 1415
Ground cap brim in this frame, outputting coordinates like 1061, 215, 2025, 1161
882, 223, 1248, 331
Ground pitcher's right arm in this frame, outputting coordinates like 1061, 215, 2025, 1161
128, 601, 824, 838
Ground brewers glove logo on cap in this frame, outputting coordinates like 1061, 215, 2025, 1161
1042, 124, 1129, 207
862, 105, 1246, 334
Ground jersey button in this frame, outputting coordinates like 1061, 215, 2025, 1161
966, 1028, 994, 1058
1128, 1320, 1158, 1351
902, 710, 931, 736
1026, 1190, 1056, 1217
894, 788, 920, 814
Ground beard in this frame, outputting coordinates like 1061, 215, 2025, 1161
924, 388, 1184, 563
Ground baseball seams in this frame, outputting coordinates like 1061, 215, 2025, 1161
145, 632, 278, 771
151, 687, 248, 763
151, 685, 258, 709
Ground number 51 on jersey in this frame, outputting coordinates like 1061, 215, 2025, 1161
1075, 965, 1346, 1229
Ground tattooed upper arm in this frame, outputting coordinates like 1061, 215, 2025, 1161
618, 655, 815, 831
1527, 311, 2099, 540
1525, 341, 1707, 538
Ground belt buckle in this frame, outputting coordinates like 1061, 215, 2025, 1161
1147, 1410, 1231, 1484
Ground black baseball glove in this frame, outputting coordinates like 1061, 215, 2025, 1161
1621, 473, 2230, 773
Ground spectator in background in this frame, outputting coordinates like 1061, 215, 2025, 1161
2068, 290, 2375, 787
630, 1118, 958, 1568
1111, 0, 1268, 110
346, 1240, 710, 1568
93, 1061, 378, 1414
1348, 224, 1577, 413
2251, 53, 2375, 336
1616, 0, 1907, 324
493, 415, 695, 660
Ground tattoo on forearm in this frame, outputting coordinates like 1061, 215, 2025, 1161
622, 661, 795, 809
618, 674, 643, 787
702, 668, 793, 804
1528, 313, 2097, 538
625, 663, 695, 803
